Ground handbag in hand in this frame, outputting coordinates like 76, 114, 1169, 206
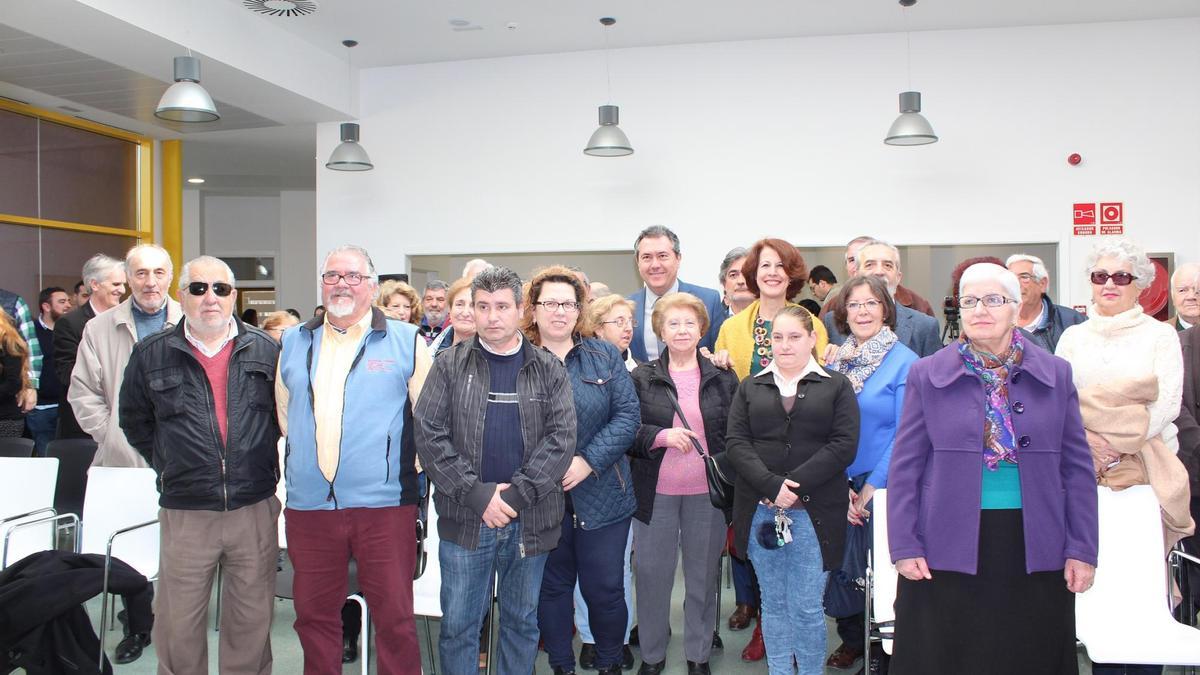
664, 388, 734, 511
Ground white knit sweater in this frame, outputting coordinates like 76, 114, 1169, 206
1055, 305, 1184, 451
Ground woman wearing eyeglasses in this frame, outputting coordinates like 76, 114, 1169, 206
589, 295, 639, 372
888, 263, 1097, 675
523, 266, 640, 675
819, 275, 917, 670
1055, 240, 1190, 675
629, 293, 739, 675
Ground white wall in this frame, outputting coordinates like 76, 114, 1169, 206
318, 18, 1200, 309
279, 190, 318, 312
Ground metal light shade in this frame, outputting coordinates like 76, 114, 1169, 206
155, 56, 220, 122
325, 123, 374, 171
885, 91, 938, 145
584, 105, 633, 157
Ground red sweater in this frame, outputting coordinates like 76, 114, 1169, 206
189, 341, 234, 444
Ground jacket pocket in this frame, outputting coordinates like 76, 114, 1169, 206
243, 360, 276, 411
148, 369, 186, 417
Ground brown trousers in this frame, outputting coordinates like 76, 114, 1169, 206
154, 497, 281, 675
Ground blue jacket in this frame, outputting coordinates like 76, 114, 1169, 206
825, 303, 942, 358
564, 338, 640, 530
1024, 294, 1086, 353
279, 308, 422, 510
628, 280, 726, 362
841, 342, 918, 488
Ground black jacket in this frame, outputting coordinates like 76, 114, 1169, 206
628, 351, 740, 524
725, 368, 860, 570
118, 318, 281, 511
1178, 326, 1200, 495
0, 550, 153, 675
51, 302, 96, 440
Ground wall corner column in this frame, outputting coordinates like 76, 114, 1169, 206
161, 140, 183, 293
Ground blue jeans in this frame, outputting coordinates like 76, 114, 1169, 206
439, 522, 547, 675
747, 504, 829, 675
573, 525, 634, 644
25, 406, 58, 457
541, 511, 631, 669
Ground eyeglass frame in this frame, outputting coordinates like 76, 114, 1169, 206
185, 281, 234, 297
320, 271, 372, 286
957, 294, 1018, 310
1089, 271, 1139, 287
534, 300, 581, 313
600, 316, 638, 329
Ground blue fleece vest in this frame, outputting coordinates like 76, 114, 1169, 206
280, 313, 419, 510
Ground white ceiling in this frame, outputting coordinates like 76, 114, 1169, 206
226, 0, 1200, 68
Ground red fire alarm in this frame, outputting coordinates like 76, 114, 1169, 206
1068, 153, 1082, 166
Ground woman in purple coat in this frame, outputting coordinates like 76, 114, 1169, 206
887, 263, 1098, 675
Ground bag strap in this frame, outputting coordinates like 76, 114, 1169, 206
663, 387, 710, 458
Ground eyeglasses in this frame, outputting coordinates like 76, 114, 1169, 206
845, 299, 882, 312
1015, 272, 1038, 282
535, 300, 580, 312
186, 281, 233, 297
321, 271, 369, 286
958, 294, 1016, 309
601, 317, 637, 328
1090, 271, 1138, 287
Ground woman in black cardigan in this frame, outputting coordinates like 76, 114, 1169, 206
726, 306, 860, 674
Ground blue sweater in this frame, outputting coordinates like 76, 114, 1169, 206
480, 346, 525, 483
844, 343, 918, 488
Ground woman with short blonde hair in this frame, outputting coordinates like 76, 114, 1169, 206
376, 279, 423, 325
589, 295, 639, 372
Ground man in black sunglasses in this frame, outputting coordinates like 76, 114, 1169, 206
120, 255, 283, 674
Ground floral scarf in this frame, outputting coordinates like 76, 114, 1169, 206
958, 329, 1025, 471
827, 327, 899, 394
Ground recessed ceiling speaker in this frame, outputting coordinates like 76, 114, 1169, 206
243, 0, 318, 17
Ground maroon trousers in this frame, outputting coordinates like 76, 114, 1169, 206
285, 505, 420, 675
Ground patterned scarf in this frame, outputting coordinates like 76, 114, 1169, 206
958, 329, 1025, 471
827, 327, 899, 394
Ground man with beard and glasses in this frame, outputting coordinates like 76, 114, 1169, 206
276, 245, 432, 675
419, 279, 450, 345
26, 286, 71, 455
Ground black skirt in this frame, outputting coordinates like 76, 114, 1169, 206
889, 509, 1078, 675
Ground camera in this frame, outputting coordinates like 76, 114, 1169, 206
941, 296, 960, 342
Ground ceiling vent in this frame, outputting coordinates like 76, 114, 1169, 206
243, 0, 318, 17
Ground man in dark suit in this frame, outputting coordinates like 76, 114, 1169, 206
627, 226, 726, 362
823, 239, 942, 357
1169, 263, 1200, 332
53, 253, 125, 440
1176, 325, 1200, 609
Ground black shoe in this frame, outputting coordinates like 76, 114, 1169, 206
597, 666, 622, 675
116, 609, 130, 636
113, 632, 151, 664
552, 667, 577, 675
711, 631, 723, 650
636, 660, 665, 675
579, 643, 597, 669
621, 645, 635, 670
628, 624, 639, 646
342, 635, 358, 663
686, 661, 711, 675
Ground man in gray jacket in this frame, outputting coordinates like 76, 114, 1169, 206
415, 266, 576, 675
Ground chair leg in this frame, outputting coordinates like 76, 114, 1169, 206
423, 616, 437, 675
213, 564, 223, 631
486, 576, 498, 675
347, 594, 369, 675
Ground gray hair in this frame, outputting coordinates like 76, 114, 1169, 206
125, 244, 173, 276
81, 254, 123, 288
719, 246, 749, 284
1006, 253, 1049, 282
959, 262, 1022, 303
858, 238, 903, 271
178, 255, 237, 287
1086, 238, 1156, 290
321, 244, 377, 279
1171, 262, 1200, 287
471, 266, 523, 305
423, 279, 450, 294
634, 225, 681, 256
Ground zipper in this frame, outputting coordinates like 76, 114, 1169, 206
518, 541, 526, 559
385, 435, 392, 484
572, 512, 578, 529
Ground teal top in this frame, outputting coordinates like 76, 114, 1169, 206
980, 462, 1022, 509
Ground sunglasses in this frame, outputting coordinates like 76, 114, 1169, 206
186, 281, 234, 297
1089, 271, 1138, 287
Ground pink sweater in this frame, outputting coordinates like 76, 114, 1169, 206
654, 366, 710, 495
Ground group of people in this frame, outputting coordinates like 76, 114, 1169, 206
1, 226, 1198, 675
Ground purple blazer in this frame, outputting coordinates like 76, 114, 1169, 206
887, 341, 1098, 574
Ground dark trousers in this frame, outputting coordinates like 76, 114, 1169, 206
538, 509, 631, 670
24, 406, 58, 457
285, 505, 419, 675
730, 553, 759, 607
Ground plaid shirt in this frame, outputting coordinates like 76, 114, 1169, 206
7, 297, 40, 390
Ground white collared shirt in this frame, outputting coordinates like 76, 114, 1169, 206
1181, 316, 1196, 331
184, 317, 238, 358
756, 357, 830, 397
479, 332, 524, 356
643, 279, 679, 358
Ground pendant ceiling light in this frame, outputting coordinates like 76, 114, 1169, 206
155, 55, 220, 122
884, 0, 938, 146
584, 17, 633, 157
326, 39, 374, 171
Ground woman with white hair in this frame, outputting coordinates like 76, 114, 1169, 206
887, 262, 1097, 674
1055, 239, 1191, 675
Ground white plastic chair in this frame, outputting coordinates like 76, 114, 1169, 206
0, 457, 62, 568
1076, 485, 1200, 666
865, 488, 898, 655
412, 490, 442, 674
79, 467, 160, 664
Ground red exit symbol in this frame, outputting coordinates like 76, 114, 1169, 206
1074, 203, 1096, 225
1100, 202, 1123, 224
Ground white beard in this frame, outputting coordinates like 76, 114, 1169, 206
326, 296, 356, 318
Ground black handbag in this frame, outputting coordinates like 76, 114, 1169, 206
664, 388, 734, 511
824, 517, 869, 618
